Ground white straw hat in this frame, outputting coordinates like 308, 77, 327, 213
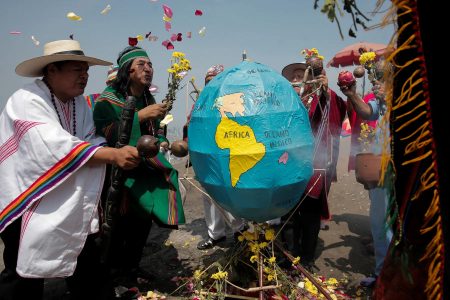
281, 62, 307, 80
15, 40, 112, 77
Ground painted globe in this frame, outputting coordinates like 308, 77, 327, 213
188, 61, 314, 222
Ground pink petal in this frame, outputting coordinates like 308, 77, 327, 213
9, 31, 21, 35
186, 32, 192, 38
166, 42, 174, 50
176, 33, 182, 41
165, 21, 171, 31
194, 9, 203, 16
170, 33, 178, 42
278, 152, 289, 164
162, 4, 173, 18
162, 40, 170, 47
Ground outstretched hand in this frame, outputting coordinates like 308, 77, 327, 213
315, 74, 329, 92
138, 103, 168, 122
115, 145, 140, 170
339, 81, 357, 97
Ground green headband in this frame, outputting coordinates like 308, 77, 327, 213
118, 49, 149, 68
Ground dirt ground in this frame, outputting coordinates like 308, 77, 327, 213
1, 135, 376, 299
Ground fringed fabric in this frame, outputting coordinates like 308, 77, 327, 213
375, 1, 444, 299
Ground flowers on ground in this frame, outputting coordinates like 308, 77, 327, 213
172, 223, 360, 299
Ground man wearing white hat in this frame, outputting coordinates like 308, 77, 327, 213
0, 39, 141, 299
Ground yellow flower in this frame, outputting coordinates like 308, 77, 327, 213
301, 47, 325, 61
304, 278, 318, 295
193, 269, 202, 280
250, 255, 258, 263
325, 277, 339, 286
258, 242, 268, 249
242, 231, 256, 241
165, 52, 191, 108
249, 242, 259, 253
292, 256, 301, 266
267, 256, 276, 264
264, 229, 275, 241
359, 52, 376, 68
211, 271, 228, 280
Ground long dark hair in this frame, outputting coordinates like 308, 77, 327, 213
111, 46, 153, 102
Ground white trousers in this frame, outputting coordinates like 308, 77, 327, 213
202, 194, 245, 240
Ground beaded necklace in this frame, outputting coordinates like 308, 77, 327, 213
43, 80, 76, 135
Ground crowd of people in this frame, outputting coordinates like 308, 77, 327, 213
0, 39, 391, 299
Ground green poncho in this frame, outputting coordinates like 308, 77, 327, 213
93, 86, 185, 225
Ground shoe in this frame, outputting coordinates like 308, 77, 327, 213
360, 276, 377, 287
197, 236, 226, 250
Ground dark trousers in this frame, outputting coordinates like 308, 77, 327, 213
0, 217, 44, 300
109, 210, 152, 274
292, 196, 322, 263
0, 217, 114, 300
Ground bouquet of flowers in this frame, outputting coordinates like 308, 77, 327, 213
163, 51, 191, 111
358, 122, 376, 152
301, 48, 325, 76
358, 51, 381, 83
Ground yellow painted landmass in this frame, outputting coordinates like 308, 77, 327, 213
215, 118, 265, 187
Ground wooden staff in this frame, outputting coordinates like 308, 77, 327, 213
100, 95, 137, 265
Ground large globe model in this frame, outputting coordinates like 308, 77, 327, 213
188, 61, 314, 222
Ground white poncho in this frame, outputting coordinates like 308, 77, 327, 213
0, 79, 106, 277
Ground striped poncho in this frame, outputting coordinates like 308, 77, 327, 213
0, 79, 106, 277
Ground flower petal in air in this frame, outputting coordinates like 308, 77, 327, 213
31, 35, 40, 46
165, 21, 171, 32
162, 4, 173, 18
186, 32, 192, 38
67, 12, 82, 21
198, 26, 206, 37
160, 114, 173, 126
100, 4, 111, 15
136, 35, 144, 41
162, 40, 174, 50
195, 10, 203, 16
9, 31, 21, 35
163, 14, 172, 22
128, 37, 138, 46
149, 84, 159, 93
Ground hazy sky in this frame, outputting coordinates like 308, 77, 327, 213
0, 0, 393, 131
